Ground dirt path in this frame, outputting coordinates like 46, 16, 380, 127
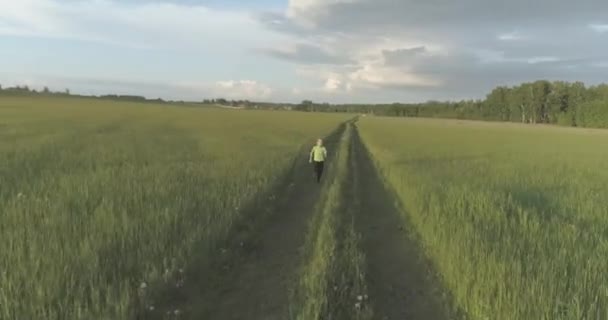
150, 123, 457, 320
351, 127, 455, 320
160, 126, 344, 320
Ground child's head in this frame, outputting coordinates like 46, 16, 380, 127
316, 139, 323, 146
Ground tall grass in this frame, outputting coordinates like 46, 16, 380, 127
358, 117, 608, 320
0, 97, 348, 320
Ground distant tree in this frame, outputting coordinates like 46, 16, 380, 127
65, 88, 71, 95
43, 86, 50, 94
296, 100, 314, 112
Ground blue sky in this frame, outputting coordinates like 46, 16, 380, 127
1, 0, 608, 103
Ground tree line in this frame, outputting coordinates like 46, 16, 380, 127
285, 81, 608, 129
0, 85, 173, 103
4, 81, 608, 128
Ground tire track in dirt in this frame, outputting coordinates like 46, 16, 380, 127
351, 125, 456, 320
151, 125, 346, 320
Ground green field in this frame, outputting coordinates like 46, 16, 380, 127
3, 97, 608, 320
0, 96, 347, 319
358, 117, 608, 320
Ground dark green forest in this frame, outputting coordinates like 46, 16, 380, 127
3, 81, 608, 128
295, 81, 608, 129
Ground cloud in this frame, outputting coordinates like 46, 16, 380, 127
324, 76, 342, 92
0, 0, 293, 102
180, 80, 273, 100
257, 0, 608, 101
526, 56, 560, 64
382, 47, 428, 65
589, 23, 608, 33
277, 0, 608, 34
498, 31, 525, 41
3, 0, 608, 103
286, 0, 358, 28
261, 43, 351, 64
349, 64, 442, 89
0, 0, 281, 50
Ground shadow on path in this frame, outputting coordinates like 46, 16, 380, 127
352, 127, 455, 320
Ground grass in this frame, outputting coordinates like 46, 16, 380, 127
358, 117, 608, 320
291, 122, 372, 320
0, 96, 348, 320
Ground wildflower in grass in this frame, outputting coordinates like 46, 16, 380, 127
357, 295, 363, 301
148, 306, 155, 311
140, 282, 147, 289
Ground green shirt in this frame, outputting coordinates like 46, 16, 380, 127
310, 146, 328, 162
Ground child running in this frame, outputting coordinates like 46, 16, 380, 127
309, 138, 328, 183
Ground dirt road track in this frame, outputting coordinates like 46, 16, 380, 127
147, 123, 456, 320
351, 127, 454, 320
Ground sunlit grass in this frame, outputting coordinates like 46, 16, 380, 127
0, 96, 348, 320
359, 117, 608, 320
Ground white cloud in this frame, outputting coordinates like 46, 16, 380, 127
349, 64, 442, 88
324, 76, 343, 92
592, 61, 608, 68
179, 80, 273, 100
526, 56, 560, 64
3, 0, 608, 103
589, 23, 608, 33
262, 42, 350, 64
259, 0, 608, 101
0, 0, 281, 50
286, 0, 358, 28
498, 31, 524, 41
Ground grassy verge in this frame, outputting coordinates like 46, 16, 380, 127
290, 122, 373, 320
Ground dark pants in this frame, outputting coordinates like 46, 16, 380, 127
313, 161, 324, 183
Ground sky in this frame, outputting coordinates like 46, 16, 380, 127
0, 0, 607, 103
